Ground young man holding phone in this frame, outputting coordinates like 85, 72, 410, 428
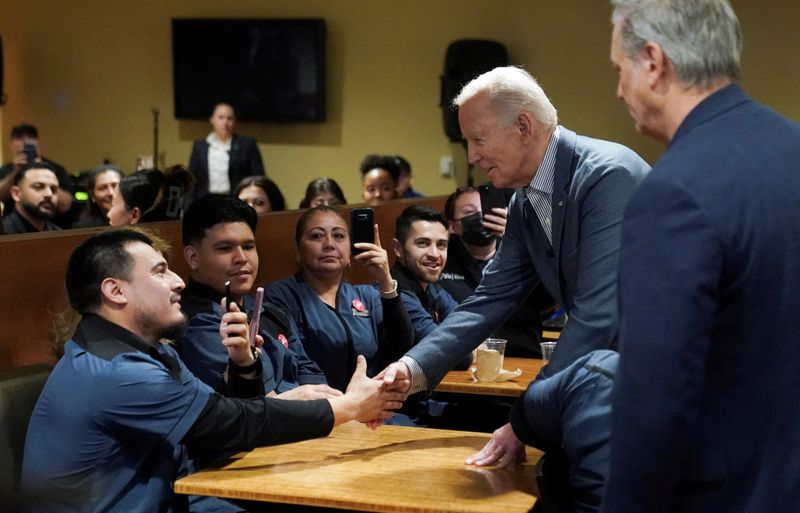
21, 228, 402, 513
178, 194, 340, 401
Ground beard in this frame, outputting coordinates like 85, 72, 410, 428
134, 307, 187, 343
408, 260, 441, 285
21, 198, 56, 221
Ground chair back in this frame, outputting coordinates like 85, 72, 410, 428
0, 364, 51, 502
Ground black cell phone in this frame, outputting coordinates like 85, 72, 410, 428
23, 143, 37, 164
478, 184, 506, 218
224, 280, 232, 311
350, 207, 374, 255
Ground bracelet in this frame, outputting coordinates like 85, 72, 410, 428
380, 279, 399, 299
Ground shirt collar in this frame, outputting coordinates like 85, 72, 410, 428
206, 132, 232, 150
71, 313, 182, 378
73, 313, 158, 359
527, 126, 560, 195
184, 278, 225, 304
392, 262, 426, 296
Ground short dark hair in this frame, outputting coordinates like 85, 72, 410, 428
444, 186, 477, 221
233, 176, 286, 212
66, 229, 153, 314
299, 177, 347, 208
10, 123, 38, 140
359, 154, 400, 183
294, 205, 348, 245
394, 155, 411, 177
13, 162, 57, 186
182, 194, 257, 246
395, 204, 448, 244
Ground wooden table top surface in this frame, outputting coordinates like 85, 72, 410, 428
436, 357, 546, 397
175, 421, 542, 513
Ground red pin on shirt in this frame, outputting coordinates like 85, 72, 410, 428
277, 333, 289, 348
352, 298, 365, 312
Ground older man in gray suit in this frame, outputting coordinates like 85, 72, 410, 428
378, 66, 650, 465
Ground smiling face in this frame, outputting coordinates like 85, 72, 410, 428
184, 222, 258, 301
297, 210, 350, 278
395, 220, 449, 287
362, 168, 397, 206
238, 184, 272, 214
92, 170, 121, 214
120, 241, 186, 342
458, 93, 535, 189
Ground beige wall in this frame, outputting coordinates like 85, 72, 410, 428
0, 0, 797, 205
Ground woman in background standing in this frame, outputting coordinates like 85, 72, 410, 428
187, 102, 265, 205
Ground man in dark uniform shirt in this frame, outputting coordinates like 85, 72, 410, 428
0, 124, 73, 226
2, 163, 61, 234
20, 228, 403, 513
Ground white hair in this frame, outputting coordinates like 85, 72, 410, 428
611, 0, 742, 89
453, 66, 558, 128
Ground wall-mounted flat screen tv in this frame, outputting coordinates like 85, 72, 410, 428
172, 18, 326, 122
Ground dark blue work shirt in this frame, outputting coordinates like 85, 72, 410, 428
392, 262, 459, 343
265, 274, 411, 391
21, 314, 213, 513
511, 350, 618, 513
177, 280, 326, 394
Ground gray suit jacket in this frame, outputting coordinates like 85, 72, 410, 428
406, 126, 650, 390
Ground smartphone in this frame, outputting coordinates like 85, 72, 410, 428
350, 207, 374, 255
248, 287, 264, 350
224, 280, 232, 311
478, 184, 507, 218
23, 143, 37, 164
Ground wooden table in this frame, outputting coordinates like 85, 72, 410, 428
175, 422, 541, 513
436, 357, 545, 397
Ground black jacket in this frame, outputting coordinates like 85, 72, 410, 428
187, 134, 265, 204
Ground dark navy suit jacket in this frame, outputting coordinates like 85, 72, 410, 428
512, 350, 617, 513
187, 133, 264, 204
603, 85, 800, 513
405, 126, 650, 390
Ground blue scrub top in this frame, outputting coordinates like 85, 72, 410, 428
265, 275, 387, 391
22, 336, 213, 513
178, 280, 326, 394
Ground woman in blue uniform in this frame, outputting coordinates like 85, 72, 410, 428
265, 206, 413, 391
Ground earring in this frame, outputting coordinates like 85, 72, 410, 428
192, 265, 198, 272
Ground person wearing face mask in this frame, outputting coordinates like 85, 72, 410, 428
438, 186, 557, 358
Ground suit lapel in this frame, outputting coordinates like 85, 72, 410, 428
228, 135, 240, 172
551, 126, 577, 276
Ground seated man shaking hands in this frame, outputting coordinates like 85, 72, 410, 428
21, 228, 403, 513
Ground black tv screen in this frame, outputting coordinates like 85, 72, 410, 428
172, 18, 326, 122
